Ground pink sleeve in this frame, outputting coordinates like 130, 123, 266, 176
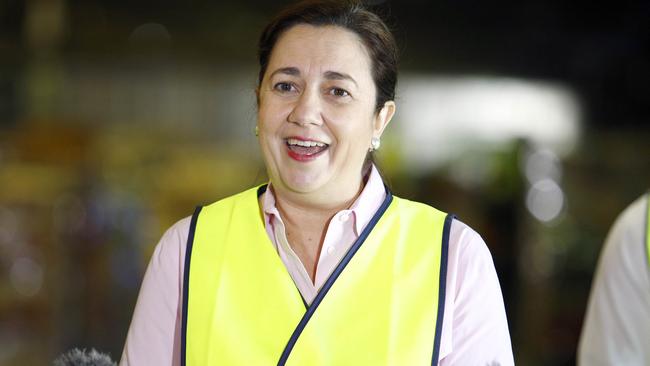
119, 217, 190, 366
439, 220, 514, 366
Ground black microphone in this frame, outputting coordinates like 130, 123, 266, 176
53, 348, 116, 366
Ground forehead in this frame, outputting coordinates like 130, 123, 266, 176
268, 24, 372, 80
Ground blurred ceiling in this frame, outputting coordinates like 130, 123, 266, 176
1, 0, 649, 128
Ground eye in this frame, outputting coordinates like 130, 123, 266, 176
273, 82, 296, 93
329, 88, 350, 97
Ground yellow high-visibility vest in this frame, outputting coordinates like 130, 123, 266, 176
181, 185, 453, 365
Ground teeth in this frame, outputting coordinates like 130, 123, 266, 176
286, 138, 327, 147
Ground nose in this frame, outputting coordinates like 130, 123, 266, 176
287, 88, 323, 126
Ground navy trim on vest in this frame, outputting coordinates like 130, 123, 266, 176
431, 214, 454, 365
277, 188, 394, 366
180, 206, 202, 366
257, 184, 268, 197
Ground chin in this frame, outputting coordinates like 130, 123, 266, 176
279, 170, 328, 194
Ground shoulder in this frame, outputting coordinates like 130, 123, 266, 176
439, 218, 514, 364
446, 218, 496, 283
449, 219, 490, 255
595, 194, 649, 289
616, 194, 647, 228
606, 194, 647, 252
162, 216, 192, 244
388, 197, 498, 293
389, 196, 491, 265
391, 197, 487, 260
150, 216, 192, 273
203, 186, 262, 210
391, 195, 443, 211
445, 218, 501, 298
595, 194, 648, 279
390, 195, 449, 223
151, 185, 263, 268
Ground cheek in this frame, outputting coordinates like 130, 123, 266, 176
257, 97, 271, 123
258, 96, 290, 128
258, 106, 279, 132
330, 109, 374, 141
329, 122, 373, 160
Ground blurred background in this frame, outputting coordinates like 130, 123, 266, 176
0, 0, 648, 364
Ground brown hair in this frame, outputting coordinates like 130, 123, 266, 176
257, 0, 398, 114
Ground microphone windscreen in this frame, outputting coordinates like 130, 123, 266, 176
53, 348, 116, 366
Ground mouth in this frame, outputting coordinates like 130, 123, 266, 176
285, 137, 329, 161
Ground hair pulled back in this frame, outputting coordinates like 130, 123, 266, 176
257, 0, 398, 113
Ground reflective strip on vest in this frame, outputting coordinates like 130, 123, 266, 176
181, 186, 452, 365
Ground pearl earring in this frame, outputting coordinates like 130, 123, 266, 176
370, 137, 381, 151
254, 125, 259, 136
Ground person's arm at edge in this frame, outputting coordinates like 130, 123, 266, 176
119, 217, 191, 366
578, 197, 650, 365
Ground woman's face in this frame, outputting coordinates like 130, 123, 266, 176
257, 24, 394, 200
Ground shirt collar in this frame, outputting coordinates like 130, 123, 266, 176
261, 182, 280, 218
262, 164, 386, 236
348, 164, 387, 235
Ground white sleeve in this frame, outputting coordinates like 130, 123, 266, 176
119, 217, 190, 366
578, 196, 650, 366
439, 220, 514, 366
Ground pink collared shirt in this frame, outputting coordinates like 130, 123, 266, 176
261, 165, 387, 304
120, 166, 514, 365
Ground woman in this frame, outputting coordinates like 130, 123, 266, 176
121, 1, 514, 365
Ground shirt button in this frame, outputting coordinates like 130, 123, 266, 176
326, 246, 335, 255
339, 212, 350, 222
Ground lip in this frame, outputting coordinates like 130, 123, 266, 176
284, 136, 329, 162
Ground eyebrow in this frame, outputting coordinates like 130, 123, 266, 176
324, 71, 358, 88
268, 67, 358, 88
269, 67, 300, 79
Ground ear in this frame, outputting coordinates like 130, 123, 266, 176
372, 101, 396, 138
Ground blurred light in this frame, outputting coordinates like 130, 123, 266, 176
10, 257, 44, 297
526, 179, 565, 223
524, 148, 562, 184
395, 75, 581, 171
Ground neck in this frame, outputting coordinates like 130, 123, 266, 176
271, 179, 363, 225
272, 163, 373, 214
271, 180, 364, 282
267, 172, 368, 282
